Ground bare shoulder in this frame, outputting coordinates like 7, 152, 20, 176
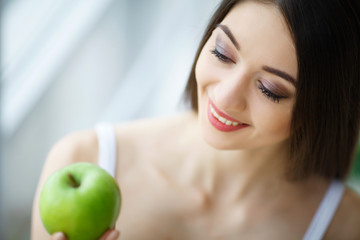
36, 128, 99, 201
339, 187, 360, 236
115, 111, 197, 137
113, 111, 198, 174
31, 129, 98, 239
37, 128, 99, 195
326, 186, 360, 239
46, 129, 98, 171
114, 111, 197, 148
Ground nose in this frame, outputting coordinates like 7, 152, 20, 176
213, 68, 251, 112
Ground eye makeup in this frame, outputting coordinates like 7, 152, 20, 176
210, 35, 237, 64
256, 80, 289, 103
208, 28, 294, 104
211, 48, 232, 63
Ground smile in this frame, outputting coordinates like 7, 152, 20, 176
207, 99, 249, 132
210, 105, 240, 126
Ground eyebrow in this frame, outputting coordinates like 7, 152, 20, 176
262, 66, 296, 85
217, 24, 240, 50
217, 24, 296, 85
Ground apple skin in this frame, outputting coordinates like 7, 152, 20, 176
39, 162, 121, 240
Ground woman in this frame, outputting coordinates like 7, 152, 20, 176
32, 0, 360, 239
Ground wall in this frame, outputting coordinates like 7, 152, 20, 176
1, 0, 220, 239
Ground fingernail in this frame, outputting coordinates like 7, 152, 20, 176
108, 230, 120, 239
52, 232, 66, 240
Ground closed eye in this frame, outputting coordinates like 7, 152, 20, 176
257, 81, 286, 103
210, 48, 234, 63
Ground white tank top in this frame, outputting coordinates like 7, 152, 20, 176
95, 123, 345, 240
95, 124, 117, 178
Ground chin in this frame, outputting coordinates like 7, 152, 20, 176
200, 128, 247, 150
200, 124, 290, 152
198, 109, 241, 150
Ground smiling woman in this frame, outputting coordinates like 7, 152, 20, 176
186, 0, 360, 181
32, 0, 360, 239
195, 2, 297, 151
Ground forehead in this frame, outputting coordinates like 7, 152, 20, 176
220, 1, 297, 77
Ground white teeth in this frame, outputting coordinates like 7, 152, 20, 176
210, 105, 242, 126
219, 117, 226, 123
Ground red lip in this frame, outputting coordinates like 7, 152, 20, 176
209, 98, 243, 123
207, 99, 249, 132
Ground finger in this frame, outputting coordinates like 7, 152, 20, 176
99, 229, 120, 240
50, 232, 67, 240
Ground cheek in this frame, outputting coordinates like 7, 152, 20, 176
195, 51, 208, 88
195, 43, 219, 90
253, 104, 293, 139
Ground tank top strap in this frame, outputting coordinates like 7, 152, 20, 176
302, 179, 345, 240
95, 123, 117, 178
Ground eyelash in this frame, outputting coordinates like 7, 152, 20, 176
210, 48, 233, 63
257, 82, 285, 103
210, 47, 286, 104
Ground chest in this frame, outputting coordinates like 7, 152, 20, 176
115, 164, 309, 240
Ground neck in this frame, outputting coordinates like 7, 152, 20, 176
195, 143, 329, 216
185, 112, 327, 206
205, 141, 288, 195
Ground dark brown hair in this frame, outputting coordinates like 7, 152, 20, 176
184, 0, 360, 181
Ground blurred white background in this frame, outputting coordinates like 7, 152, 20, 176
0, 0, 221, 239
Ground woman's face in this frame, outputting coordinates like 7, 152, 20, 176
195, 1, 298, 150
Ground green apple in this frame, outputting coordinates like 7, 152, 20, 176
39, 162, 121, 240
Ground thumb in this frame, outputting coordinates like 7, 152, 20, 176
50, 232, 67, 240
99, 229, 120, 240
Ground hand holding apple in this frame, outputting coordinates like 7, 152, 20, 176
50, 229, 120, 240
40, 162, 121, 240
